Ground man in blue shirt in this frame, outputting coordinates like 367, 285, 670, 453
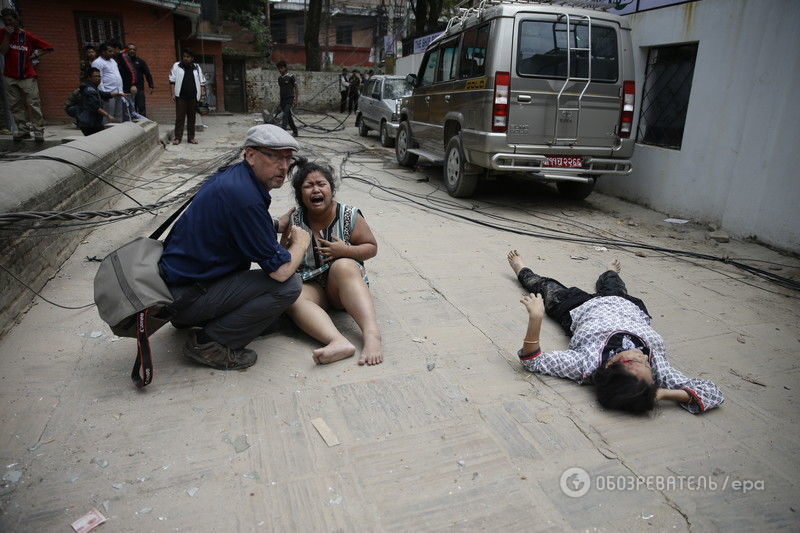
160, 124, 311, 370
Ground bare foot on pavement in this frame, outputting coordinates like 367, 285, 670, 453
313, 339, 356, 365
358, 331, 383, 366
507, 249, 526, 275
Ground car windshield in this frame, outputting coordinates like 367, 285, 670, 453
383, 79, 413, 99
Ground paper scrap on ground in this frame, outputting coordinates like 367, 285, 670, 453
663, 218, 689, 224
310, 418, 340, 447
71, 508, 107, 533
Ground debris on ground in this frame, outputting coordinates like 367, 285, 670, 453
708, 230, 730, 243
2, 470, 22, 483
427, 362, 436, 371
457, 460, 465, 468
311, 418, 340, 447
70, 508, 107, 533
222, 434, 251, 453
729, 368, 766, 387
664, 218, 689, 224
186, 487, 199, 497
412, 337, 426, 343
594, 246, 608, 252
570, 256, 588, 261
90, 458, 109, 469
136, 507, 153, 515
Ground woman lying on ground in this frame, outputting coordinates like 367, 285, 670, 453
278, 159, 382, 365
508, 250, 723, 414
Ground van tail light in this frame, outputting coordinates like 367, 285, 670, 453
618, 80, 635, 138
492, 71, 510, 132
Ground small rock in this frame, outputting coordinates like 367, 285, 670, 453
427, 362, 435, 371
736, 335, 746, 344
457, 460, 465, 468
634, 250, 647, 257
112, 483, 124, 490
2, 471, 21, 483
91, 458, 109, 469
594, 246, 608, 252
626, 220, 638, 227
187, 487, 199, 497
66, 475, 80, 483
89, 331, 103, 338
137, 507, 152, 515
708, 230, 730, 243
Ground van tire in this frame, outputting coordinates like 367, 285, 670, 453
557, 179, 596, 200
444, 135, 479, 198
380, 121, 394, 147
396, 122, 418, 166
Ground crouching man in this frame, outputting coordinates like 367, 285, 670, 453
159, 124, 311, 370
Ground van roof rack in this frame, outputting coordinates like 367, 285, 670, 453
432, 0, 613, 47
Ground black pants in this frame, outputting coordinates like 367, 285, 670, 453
135, 89, 147, 116
348, 93, 358, 112
278, 99, 297, 134
340, 90, 348, 112
174, 97, 196, 142
517, 267, 649, 336
168, 270, 302, 350
81, 126, 104, 136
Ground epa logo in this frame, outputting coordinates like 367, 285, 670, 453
560, 467, 591, 498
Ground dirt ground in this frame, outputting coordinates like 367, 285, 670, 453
1, 114, 799, 532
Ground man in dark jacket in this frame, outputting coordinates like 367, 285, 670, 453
124, 43, 153, 116
76, 67, 121, 135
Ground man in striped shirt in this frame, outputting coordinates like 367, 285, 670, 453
0, 8, 53, 143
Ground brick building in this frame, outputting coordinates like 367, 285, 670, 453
14, 0, 229, 125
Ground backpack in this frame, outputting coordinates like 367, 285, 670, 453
64, 87, 81, 118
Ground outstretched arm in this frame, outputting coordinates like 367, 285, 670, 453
651, 350, 724, 414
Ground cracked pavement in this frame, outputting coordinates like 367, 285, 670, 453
1, 114, 799, 531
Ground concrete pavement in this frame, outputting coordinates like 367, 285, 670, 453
1, 114, 798, 531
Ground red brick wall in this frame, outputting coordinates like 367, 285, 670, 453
19, 0, 179, 124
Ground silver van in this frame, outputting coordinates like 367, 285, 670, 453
356, 75, 413, 147
396, 0, 636, 199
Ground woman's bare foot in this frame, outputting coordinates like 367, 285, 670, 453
507, 249, 526, 275
609, 259, 621, 273
312, 338, 356, 365
358, 331, 383, 366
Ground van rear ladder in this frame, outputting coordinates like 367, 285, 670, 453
553, 12, 593, 145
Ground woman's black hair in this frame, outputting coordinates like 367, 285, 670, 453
289, 157, 337, 206
593, 362, 658, 414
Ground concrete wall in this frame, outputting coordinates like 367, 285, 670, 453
246, 69, 341, 113
0, 121, 161, 337
598, 0, 800, 252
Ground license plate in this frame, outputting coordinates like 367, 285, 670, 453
543, 156, 583, 168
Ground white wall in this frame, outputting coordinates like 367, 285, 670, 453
395, 53, 423, 78
598, 0, 800, 252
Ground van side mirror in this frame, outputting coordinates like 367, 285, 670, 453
406, 73, 417, 86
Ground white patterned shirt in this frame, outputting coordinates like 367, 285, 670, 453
520, 296, 724, 414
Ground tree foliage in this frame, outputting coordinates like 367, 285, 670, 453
225, 1, 273, 61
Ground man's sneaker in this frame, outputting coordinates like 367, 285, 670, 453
12, 132, 30, 142
183, 330, 257, 370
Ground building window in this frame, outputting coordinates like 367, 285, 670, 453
296, 21, 305, 44
271, 20, 286, 44
76, 13, 124, 47
637, 43, 699, 150
336, 25, 352, 46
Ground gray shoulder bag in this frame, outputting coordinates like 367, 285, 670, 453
93, 197, 193, 388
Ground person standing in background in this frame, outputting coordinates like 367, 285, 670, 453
169, 49, 206, 145
0, 8, 53, 142
338, 68, 349, 113
125, 43, 153, 116
347, 70, 361, 113
79, 45, 96, 81
275, 60, 298, 137
91, 42, 128, 124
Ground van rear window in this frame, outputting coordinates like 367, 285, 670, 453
517, 20, 618, 82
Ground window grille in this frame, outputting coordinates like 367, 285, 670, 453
637, 43, 698, 150
76, 13, 123, 47
336, 25, 353, 46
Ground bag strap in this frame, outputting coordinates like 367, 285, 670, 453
132, 309, 153, 388
149, 195, 195, 240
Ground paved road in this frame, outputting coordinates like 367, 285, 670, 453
1, 114, 799, 531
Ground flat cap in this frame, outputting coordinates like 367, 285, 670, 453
244, 124, 299, 151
